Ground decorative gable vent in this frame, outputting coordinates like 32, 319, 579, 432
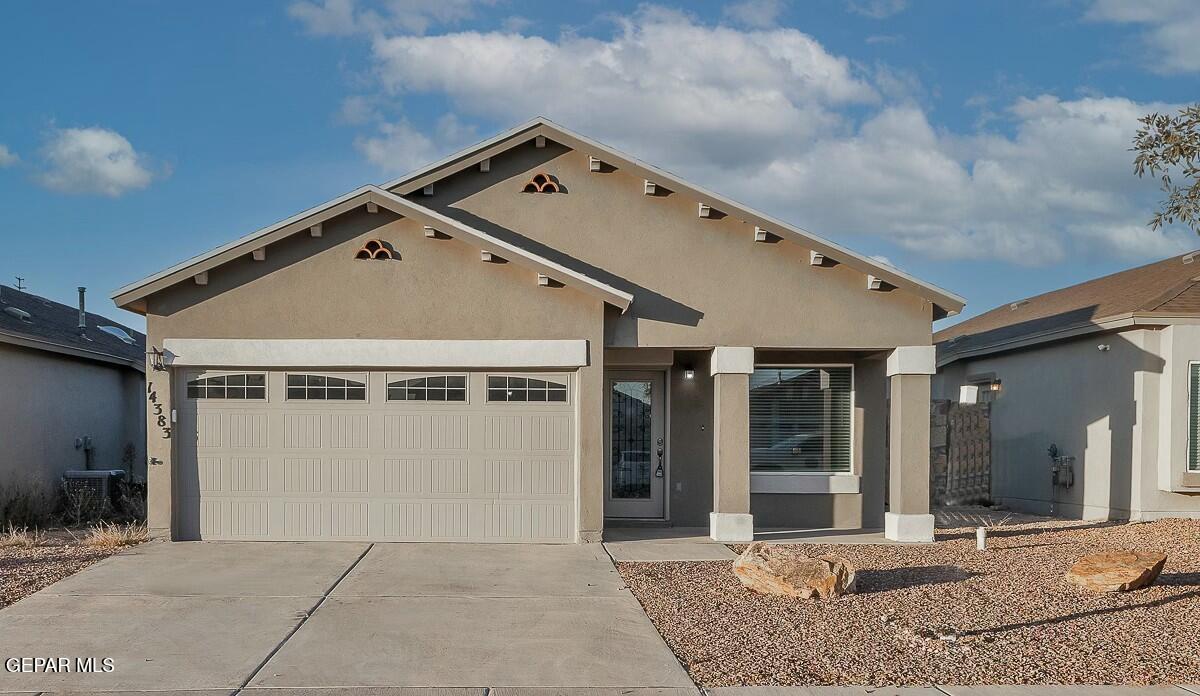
355, 239, 394, 260
522, 172, 560, 194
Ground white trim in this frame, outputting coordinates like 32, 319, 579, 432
111, 184, 634, 313
710, 346, 754, 375
709, 512, 754, 542
162, 338, 590, 369
1189, 361, 1200, 475
750, 472, 860, 494
382, 117, 965, 316
884, 512, 935, 542
886, 345, 936, 376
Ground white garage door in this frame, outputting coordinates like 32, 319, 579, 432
176, 370, 576, 542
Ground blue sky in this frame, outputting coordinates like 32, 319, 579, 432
1, 0, 1198, 333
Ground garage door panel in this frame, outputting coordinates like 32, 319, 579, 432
181, 370, 576, 542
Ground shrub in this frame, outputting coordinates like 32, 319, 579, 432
0, 482, 56, 529
113, 477, 147, 523
84, 521, 148, 549
60, 482, 111, 526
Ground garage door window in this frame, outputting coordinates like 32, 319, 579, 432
487, 375, 567, 403
286, 374, 367, 401
187, 373, 266, 400
387, 375, 467, 402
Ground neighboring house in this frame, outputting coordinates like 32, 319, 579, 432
935, 251, 1200, 521
0, 285, 146, 494
111, 118, 964, 544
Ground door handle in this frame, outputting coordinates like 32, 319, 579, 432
655, 448, 664, 478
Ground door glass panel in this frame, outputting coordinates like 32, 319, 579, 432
611, 380, 653, 499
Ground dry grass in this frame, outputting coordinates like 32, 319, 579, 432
82, 521, 149, 549
0, 524, 46, 548
618, 518, 1200, 687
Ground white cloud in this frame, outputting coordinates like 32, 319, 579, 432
37, 127, 157, 197
726, 96, 1191, 264
289, 0, 490, 36
370, 6, 877, 170
328, 6, 1191, 266
1086, 0, 1200, 73
355, 113, 476, 173
0, 144, 18, 167
846, 0, 907, 19
723, 0, 786, 29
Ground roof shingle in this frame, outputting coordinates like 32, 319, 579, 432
936, 250, 1200, 362
0, 285, 145, 366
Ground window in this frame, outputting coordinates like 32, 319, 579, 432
1190, 363, 1200, 473
286, 374, 366, 401
387, 375, 467, 402
487, 375, 567, 402
750, 366, 852, 473
187, 373, 266, 399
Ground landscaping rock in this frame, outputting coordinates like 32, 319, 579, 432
1065, 550, 1167, 593
732, 542, 856, 599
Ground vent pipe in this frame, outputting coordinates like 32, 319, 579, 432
77, 287, 86, 334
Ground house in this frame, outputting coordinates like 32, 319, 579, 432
111, 118, 965, 544
0, 285, 146, 494
935, 251, 1200, 521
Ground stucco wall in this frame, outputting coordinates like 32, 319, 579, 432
0, 342, 144, 496
143, 208, 607, 539
933, 328, 1200, 520
425, 142, 934, 350
1141, 324, 1200, 518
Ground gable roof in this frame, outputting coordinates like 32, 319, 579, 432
112, 185, 633, 313
0, 285, 145, 369
383, 117, 966, 318
936, 250, 1200, 366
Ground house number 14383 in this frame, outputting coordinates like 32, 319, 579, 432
147, 382, 171, 440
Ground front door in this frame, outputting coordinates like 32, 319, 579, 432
605, 371, 666, 519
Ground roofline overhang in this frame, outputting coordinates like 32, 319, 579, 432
0, 328, 145, 372
934, 311, 1200, 368
111, 184, 633, 314
383, 117, 967, 318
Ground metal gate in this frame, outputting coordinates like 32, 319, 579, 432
931, 400, 991, 506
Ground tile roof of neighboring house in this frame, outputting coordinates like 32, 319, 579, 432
0, 285, 145, 368
936, 249, 1200, 364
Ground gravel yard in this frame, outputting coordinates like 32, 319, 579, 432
617, 518, 1200, 687
0, 533, 123, 609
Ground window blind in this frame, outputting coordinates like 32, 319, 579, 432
750, 367, 852, 472
1190, 364, 1200, 473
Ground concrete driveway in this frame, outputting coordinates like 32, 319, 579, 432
0, 541, 694, 694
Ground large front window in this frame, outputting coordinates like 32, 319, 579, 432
750, 366, 852, 472
1190, 363, 1200, 473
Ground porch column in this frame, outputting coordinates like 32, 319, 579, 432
885, 346, 936, 542
710, 346, 754, 542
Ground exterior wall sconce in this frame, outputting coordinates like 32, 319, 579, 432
147, 346, 167, 372
684, 368, 695, 380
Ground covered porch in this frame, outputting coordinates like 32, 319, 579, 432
601, 345, 936, 543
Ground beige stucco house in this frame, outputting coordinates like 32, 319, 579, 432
935, 251, 1200, 521
1, 285, 145, 494
112, 118, 964, 544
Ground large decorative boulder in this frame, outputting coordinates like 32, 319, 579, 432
1065, 551, 1167, 593
732, 542, 857, 599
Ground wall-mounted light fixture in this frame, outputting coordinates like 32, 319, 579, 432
147, 346, 167, 372
683, 367, 696, 380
